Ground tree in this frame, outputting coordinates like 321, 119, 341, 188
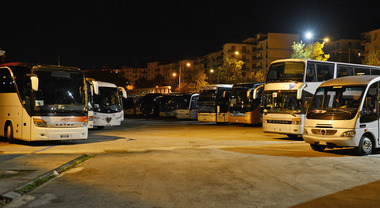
218, 58, 245, 84
365, 50, 380, 66
175, 70, 208, 93
290, 41, 329, 61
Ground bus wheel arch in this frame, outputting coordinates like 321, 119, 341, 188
5, 121, 15, 144
355, 133, 375, 156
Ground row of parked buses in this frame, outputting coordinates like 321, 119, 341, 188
3, 59, 380, 155
129, 58, 380, 155
0, 62, 127, 143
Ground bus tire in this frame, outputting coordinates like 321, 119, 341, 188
5, 123, 15, 144
310, 144, 326, 152
355, 135, 373, 156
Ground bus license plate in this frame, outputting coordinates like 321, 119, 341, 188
60, 134, 70, 138
319, 141, 327, 145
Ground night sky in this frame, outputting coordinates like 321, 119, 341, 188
1, 0, 379, 69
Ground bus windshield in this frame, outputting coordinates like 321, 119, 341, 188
198, 90, 216, 113
230, 86, 260, 113
266, 62, 305, 83
306, 86, 365, 120
34, 69, 87, 116
94, 87, 122, 113
262, 90, 302, 114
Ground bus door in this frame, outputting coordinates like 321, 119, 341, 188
359, 82, 379, 144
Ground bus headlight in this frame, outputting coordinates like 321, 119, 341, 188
292, 118, 302, 125
340, 130, 356, 137
33, 118, 47, 127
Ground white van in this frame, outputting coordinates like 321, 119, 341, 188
303, 75, 380, 155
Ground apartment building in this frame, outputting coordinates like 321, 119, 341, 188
122, 32, 299, 86
361, 28, 380, 63
324, 39, 363, 64
255, 33, 299, 74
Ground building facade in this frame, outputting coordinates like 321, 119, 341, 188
361, 28, 380, 63
324, 39, 363, 64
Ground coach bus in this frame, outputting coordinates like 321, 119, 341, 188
176, 93, 199, 120
0, 63, 88, 143
304, 75, 380, 156
197, 84, 233, 123
92, 81, 126, 129
262, 59, 380, 138
229, 82, 264, 125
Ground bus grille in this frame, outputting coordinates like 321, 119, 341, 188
266, 120, 292, 124
311, 129, 337, 135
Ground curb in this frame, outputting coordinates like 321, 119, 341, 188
0, 154, 92, 207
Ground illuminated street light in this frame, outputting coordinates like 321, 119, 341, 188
235, 51, 239, 55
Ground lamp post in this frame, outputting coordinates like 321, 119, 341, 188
174, 61, 191, 90
306, 32, 329, 59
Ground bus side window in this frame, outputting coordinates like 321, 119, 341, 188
337, 65, 353, 78
0, 68, 16, 93
306, 63, 315, 82
355, 67, 370, 75
316, 63, 334, 81
370, 68, 380, 75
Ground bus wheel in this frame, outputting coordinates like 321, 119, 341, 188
6, 124, 15, 144
355, 135, 373, 156
310, 144, 326, 152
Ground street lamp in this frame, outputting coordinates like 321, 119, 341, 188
178, 62, 191, 89
305, 32, 329, 59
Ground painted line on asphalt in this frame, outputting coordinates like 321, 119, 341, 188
32, 145, 56, 153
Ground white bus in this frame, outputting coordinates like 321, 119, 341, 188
262, 59, 380, 138
0, 63, 88, 143
304, 75, 380, 155
91, 81, 126, 129
176, 93, 199, 120
197, 84, 233, 123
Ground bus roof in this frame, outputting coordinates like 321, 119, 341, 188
0, 62, 82, 72
97, 81, 117, 88
232, 82, 264, 88
200, 84, 233, 90
270, 58, 380, 68
319, 75, 380, 87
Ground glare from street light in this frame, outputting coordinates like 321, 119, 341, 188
306, 32, 313, 39
235, 51, 239, 55
186, 62, 191, 67
172, 72, 177, 77
210, 69, 214, 73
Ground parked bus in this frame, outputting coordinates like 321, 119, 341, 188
92, 81, 126, 129
85, 78, 98, 129
303, 75, 380, 155
197, 84, 233, 123
176, 93, 199, 120
140, 93, 162, 116
154, 94, 178, 118
261, 59, 380, 138
0, 63, 88, 142
229, 82, 264, 125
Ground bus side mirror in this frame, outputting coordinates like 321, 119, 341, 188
92, 81, 99, 95
118, 87, 127, 98
253, 85, 264, 99
223, 91, 226, 98
30, 76, 39, 91
247, 90, 251, 98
